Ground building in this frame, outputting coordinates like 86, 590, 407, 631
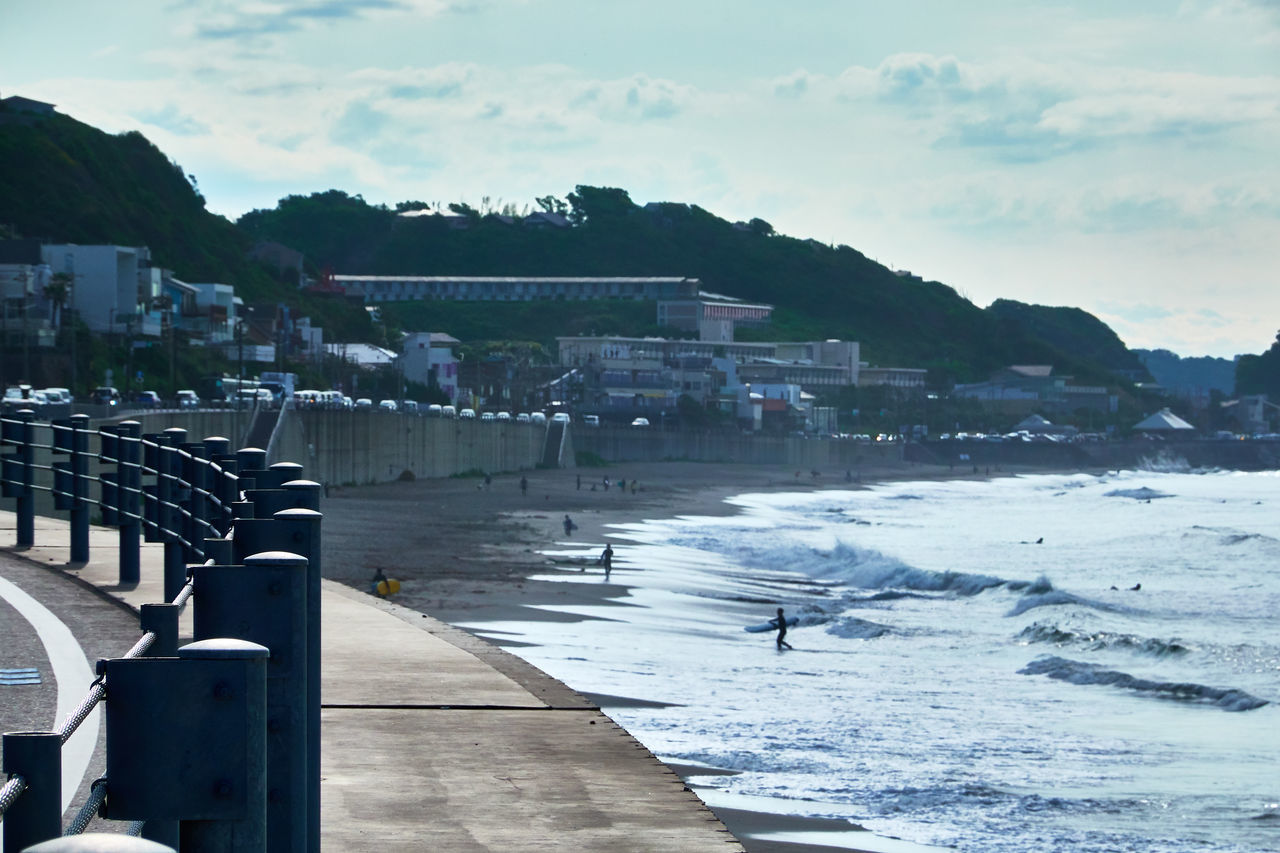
401, 332, 460, 404
858, 365, 928, 389
952, 365, 1116, 415
657, 295, 774, 339
330, 275, 700, 304
41, 244, 150, 334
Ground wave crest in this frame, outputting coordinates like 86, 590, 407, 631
1016, 623, 1190, 657
1018, 655, 1268, 711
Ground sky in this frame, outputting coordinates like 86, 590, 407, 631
2, 0, 1278, 358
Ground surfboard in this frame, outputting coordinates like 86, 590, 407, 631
375, 579, 401, 596
744, 616, 798, 633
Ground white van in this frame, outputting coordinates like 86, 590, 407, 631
459, 408, 476, 419
582, 415, 600, 427
441, 405, 457, 418
530, 412, 547, 425
427, 404, 443, 417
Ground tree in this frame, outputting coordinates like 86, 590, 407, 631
534, 195, 567, 216
566, 185, 634, 226
44, 272, 72, 330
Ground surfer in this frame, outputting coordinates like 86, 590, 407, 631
371, 567, 388, 595
773, 607, 793, 651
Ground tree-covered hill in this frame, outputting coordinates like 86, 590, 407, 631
237, 188, 1144, 386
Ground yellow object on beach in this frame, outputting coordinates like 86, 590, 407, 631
376, 579, 401, 596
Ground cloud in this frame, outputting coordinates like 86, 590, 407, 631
136, 104, 210, 136
1097, 301, 1175, 322
186, 0, 455, 41
772, 70, 812, 99
571, 74, 694, 121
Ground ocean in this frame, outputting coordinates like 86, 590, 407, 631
458, 468, 1280, 852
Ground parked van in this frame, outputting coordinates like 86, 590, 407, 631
530, 412, 546, 425
516, 413, 530, 423
401, 400, 420, 414
582, 415, 600, 427
426, 404, 443, 417
441, 405, 457, 418
459, 408, 476, 419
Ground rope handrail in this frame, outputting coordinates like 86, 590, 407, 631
0, 774, 27, 819
63, 778, 108, 836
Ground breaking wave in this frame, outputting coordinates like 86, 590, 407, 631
818, 542, 1006, 596
1005, 578, 1124, 617
826, 616, 892, 639
1016, 623, 1190, 657
1018, 656, 1268, 711
1103, 486, 1173, 500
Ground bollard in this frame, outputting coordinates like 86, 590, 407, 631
234, 448, 268, 491
266, 462, 304, 490
177, 443, 207, 564
139, 604, 180, 657
0, 410, 37, 547
22, 834, 176, 852
103, 639, 268, 853
192, 554, 309, 853
278, 483, 323, 853
2, 732, 61, 853
69, 414, 91, 563
202, 536, 232, 566
116, 421, 142, 585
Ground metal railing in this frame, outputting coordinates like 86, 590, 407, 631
1, 409, 323, 853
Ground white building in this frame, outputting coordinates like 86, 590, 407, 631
41, 244, 149, 333
401, 332, 460, 403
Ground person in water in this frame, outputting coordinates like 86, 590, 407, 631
773, 607, 793, 650
371, 567, 388, 595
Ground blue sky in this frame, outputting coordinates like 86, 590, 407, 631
3, 0, 1278, 357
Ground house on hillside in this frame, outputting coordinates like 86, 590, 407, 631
401, 332, 460, 404
953, 365, 1115, 416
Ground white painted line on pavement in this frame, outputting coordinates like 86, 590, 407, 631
0, 575, 99, 813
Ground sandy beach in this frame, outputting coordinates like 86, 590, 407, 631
319, 457, 1049, 852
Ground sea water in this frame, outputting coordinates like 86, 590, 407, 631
458, 469, 1280, 852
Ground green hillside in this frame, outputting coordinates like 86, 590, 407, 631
238, 188, 1143, 386
0, 106, 1175, 392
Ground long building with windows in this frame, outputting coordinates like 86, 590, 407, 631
329, 275, 701, 303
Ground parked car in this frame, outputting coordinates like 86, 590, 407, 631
441, 405, 457, 418
480, 412, 495, 422
400, 400, 420, 414
354, 397, 373, 410
426, 404, 443, 417
530, 412, 547, 425
496, 412, 511, 422
90, 386, 121, 406
459, 408, 476, 419
378, 399, 398, 412
134, 390, 162, 409
42, 387, 73, 405
516, 413, 530, 423
176, 389, 200, 409
630, 417, 650, 427
551, 412, 570, 424
582, 415, 600, 427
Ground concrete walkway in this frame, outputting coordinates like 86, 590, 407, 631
0, 510, 745, 851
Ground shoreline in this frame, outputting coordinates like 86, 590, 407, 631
319, 459, 1075, 852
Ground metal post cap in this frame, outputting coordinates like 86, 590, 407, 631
178, 638, 270, 659
22, 833, 176, 852
242, 551, 309, 567
272, 508, 322, 520
280, 479, 322, 489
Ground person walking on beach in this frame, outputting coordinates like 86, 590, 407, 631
563, 514, 577, 536
600, 543, 614, 578
772, 607, 793, 651
520, 475, 528, 496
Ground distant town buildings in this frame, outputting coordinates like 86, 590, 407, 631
952, 365, 1115, 415
329, 275, 700, 303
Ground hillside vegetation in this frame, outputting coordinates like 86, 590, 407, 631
238, 188, 1147, 386
1, 106, 1171, 390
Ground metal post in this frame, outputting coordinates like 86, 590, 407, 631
176, 640, 269, 853
69, 414, 90, 563
116, 421, 142, 584
103, 639, 268, 853
14, 409, 35, 547
1, 731, 62, 853
234, 448, 267, 491
160, 428, 187, 598
135, 605, 179, 850
192, 554, 309, 853
178, 442, 207, 563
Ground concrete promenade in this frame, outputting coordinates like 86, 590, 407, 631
0, 509, 745, 851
